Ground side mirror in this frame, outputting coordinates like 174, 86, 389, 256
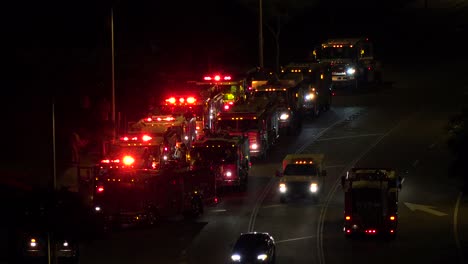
321, 170, 327, 176
275, 170, 283, 177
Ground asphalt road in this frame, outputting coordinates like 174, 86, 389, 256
76, 52, 468, 264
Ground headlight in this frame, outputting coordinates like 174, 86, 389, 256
29, 238, 37, 248
250, 143, 258, 150
346, 68, 356, 75
305, 93, 315, 100
94, 206, 101, 212
63, 241, 69, 247
225, 171, 232, 177
257, 254, 268, 261
231, 254, 241, 261
280, 113, 289, 120
279, 183, 287, 193
310, 183, 318, 193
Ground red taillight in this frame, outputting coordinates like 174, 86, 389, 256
101, 159, 110, 164
346, 229, 351, 233
390, 230, 394, 233
142, 135, 152, 142
224, 105, 230, 110
97, 186, 104, 193
164, 147, 168, 151
122, 155, 135, 166
332, 92, 336, 96
120, 136, 129, 141
214, 197, 219, 204
224, 76, 231, 80
204, 76, 212, 81
145, 117, 152, 122
165, 117, 175, 121
179, 98, 185, 103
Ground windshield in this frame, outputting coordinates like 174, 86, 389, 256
190, 146, 237, 163
321, 47, 356, 60
233, 234, 269, 253
217, 119, 259, 131
284, 164, 318, 176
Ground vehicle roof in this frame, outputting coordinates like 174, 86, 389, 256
322, 38, 365, 46
233, 232, 274, 248
283, 154, 324, 164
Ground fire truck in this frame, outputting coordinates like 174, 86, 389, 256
245, 67, 279, 95
189, 133, 250, 191
280, 62, 333, 117
130, 96, 198, 150
340, 168, 402, 238
216, 96, 279, 160
92, 144, 218, 229
314, 37, 382, 89
275, 154, 327, 203
251, 85, 302, 135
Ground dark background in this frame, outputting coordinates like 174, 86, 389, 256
4, 0, 465, 188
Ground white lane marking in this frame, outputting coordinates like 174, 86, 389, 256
404, 202, 448, 216
275, 235, 316, 244
210, 209, 227, 213
412, 159, 420, 167
453, 192, 464, 262
261, 204, 284, 209
317, 133, 384, 142
316, 109, 422, 264
248, 109, 363, 232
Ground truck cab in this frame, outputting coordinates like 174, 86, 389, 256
276, 154, 327, 203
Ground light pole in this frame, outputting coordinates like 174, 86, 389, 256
259, 0, 264, 68
111, 7, 116, 142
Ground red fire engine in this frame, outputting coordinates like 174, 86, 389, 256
189, 133, 250, 191
216, 96, 279, 160
341, 168, 402, 238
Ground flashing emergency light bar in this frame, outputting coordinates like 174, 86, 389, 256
120, 135, 153, 142
203, 75, 232, 81
145, 116, 175, 122
165, 96, 197, 105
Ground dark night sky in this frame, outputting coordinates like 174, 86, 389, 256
4, 0, 466, 187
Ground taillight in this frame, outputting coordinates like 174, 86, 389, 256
122, 155, 135, 166
142, 135, 152, 141
389, 215, 396, 221
345, 216, 351, 221
97, 186, 104, 193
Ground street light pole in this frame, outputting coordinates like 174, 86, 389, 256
259, 0, 264, 68
111, 7, 116, 142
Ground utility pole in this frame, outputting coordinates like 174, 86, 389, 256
52, 102, 56, 190
111, 7, 116, 142
259, 0, 264, 68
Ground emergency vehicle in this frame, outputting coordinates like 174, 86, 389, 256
276, 154, 327, 203
251, 85, 301, 135
340, 168, 402, 238
245, 67, 278, 95
314, 38, 382, 89
191, 73, 247, 112
280, 62, 333, 117
189, 133, 250, 191
130, 96, 198, 149
216, 96, 279, 160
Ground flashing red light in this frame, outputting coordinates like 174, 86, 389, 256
214, 197, 219, 203
122, 155, 135, 166
248, 86, 252, 90
224, 105, 230, 110
204, 76, 212, 81
166, 97, 176, 104
228, 101, 234, 105
224, 76, 231, 80
142, 135, 152, 142
121, 136, 129, 141
179, 98, 185, 103
101, 159, 110, 164
97, 186, 104, 193
165, 117, 175, 121
390, 230, 394, 233
164, 147, 168, 151
146, 117, 152, 122
112, 159, 120, 163
368, 66, 372, 71
346, 229, 351, 233
214, 75, 221, 81
186, 97, 196, 104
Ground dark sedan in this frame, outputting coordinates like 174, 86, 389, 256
230, 232, 276, 263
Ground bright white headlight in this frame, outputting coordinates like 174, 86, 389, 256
63, 241, 69, 247
257, 254, 268, 261
280, 113, 289, 120
279, 183, 287, 193
231, 254, 241, 261
305, 93, 315, 100
347, 68, 356, 75
310, 183, 318, 193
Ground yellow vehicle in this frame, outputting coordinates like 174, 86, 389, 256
276, 154, 327, 203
